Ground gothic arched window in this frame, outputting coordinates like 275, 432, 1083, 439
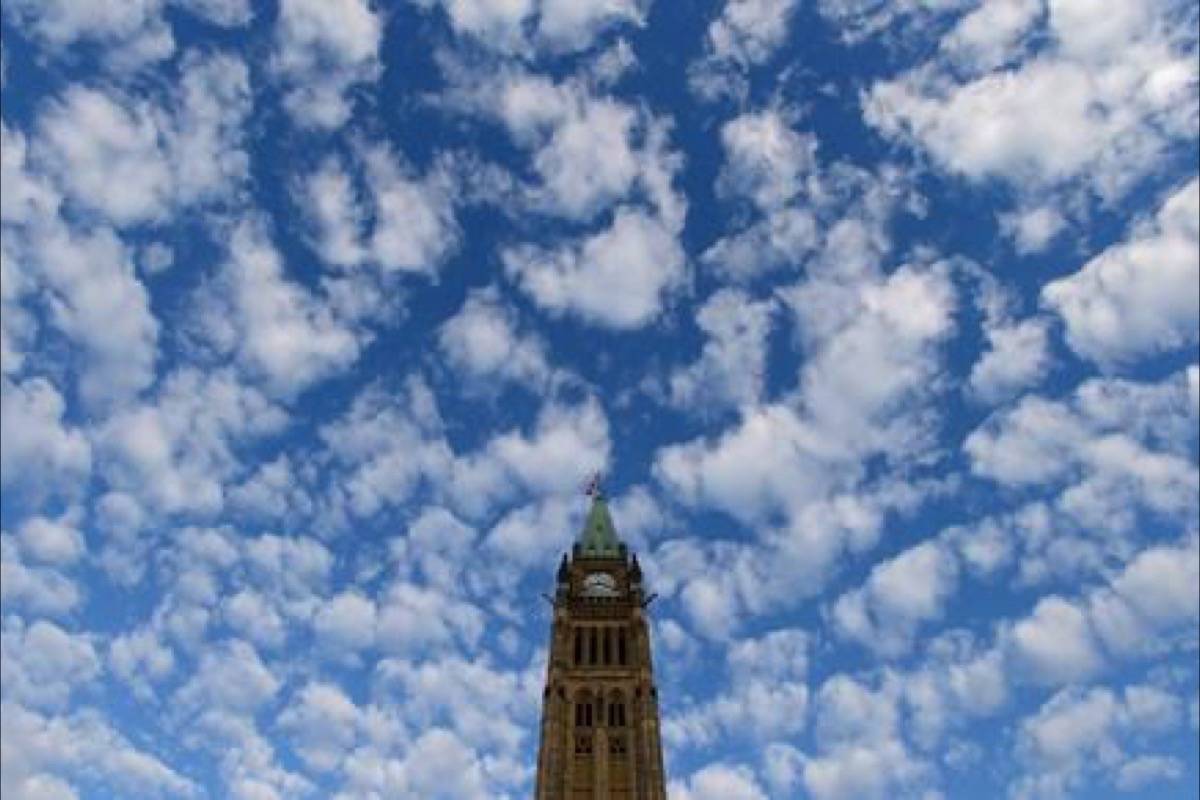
608, 691, 626, 727
576, 690, 594, 727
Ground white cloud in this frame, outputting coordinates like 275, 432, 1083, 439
418, 0, 644, 55
964, 369, 1198, 548
503, 206, 686, 328
419, 0, 533, 49
800, 739, 932, 800
376, 581, 484, 655
438, 287, 553, 389
228, 455, 315, 524
530, 97, 640, 219
864, 0, 1198, 206
0, 702, 199, 800
184, 708, 313, 799
659, 263, 954, 532
669, 762, 768, 800
1011, 683, 1188, 799
462, 68, 683, 225
1, 122, 60, 227
537, 0, 645, 52
2, 0, 252, 72
794, 264, 956, 452
0, 534, 82, 617
96, 368, 288, 515
1009, 596, 1105, 685
302, 157, 367, 269
108, 627, 176, 701
398, 507, 480, 588
940, 0, 1041, 70
999, 205, 1067, 254
699, 110, 839, 278
1114, 755, 1184, 791
488, 396, 610, 493
312, 590, 377, 653
277, 682, 364, 773
654, 404, 828, 525
1090, 538, 1200, 657
717, 109, 818, 211
319, 379, 450, 519
383, 728, 490, 799
223, 589, 288, 650
272, 0, 382, 129
23, 224, 159, 405
484, 495, 579, 571
968, 317, 1051, 403
169, 51, 253, 206
831, 540, 960, 657
375, 655, 534, 755
667, 289, 776, 413
1042, 178, 1199, 367
967, 367, 1197, 487
176, 0, 253, 26
803, 674, 933, 800
707, 0, 800, 66
0, 620, 100, 711
199, 220, 364, 396
17, 511, 86, 566
3, 0, 174, 71
812, 0, 962, 47
665, 628, 810, 747
33, 53, 251, 226
446, 68, 688, 326
363, 146, 461, 274
701, 206, 821, 279
174, 639, 280, 714
0, 377, 91, 497
689, 0, 801, 99
728, 627, 809, 681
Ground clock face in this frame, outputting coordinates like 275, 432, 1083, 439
582, 572, 619, 598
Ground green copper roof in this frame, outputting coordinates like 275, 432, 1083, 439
577, 494, 623, 558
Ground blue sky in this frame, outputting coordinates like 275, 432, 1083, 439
1, 0, 1198, 798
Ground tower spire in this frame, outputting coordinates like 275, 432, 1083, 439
577, 475, 623, 558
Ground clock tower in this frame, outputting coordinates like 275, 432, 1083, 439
534, 488, 667, 800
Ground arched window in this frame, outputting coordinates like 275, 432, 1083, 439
618, 627, 627, 665
576, 691, 593, 727
608, 691, 626, 727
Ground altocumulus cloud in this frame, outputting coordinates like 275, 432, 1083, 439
0, 0, 1197, 798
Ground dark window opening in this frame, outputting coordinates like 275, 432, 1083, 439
603, 628, 612, 665
574, 629, 582, 665
618, 628, 627, 665
589, 628, 598, 664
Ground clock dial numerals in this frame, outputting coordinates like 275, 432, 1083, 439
582, 572, 619, 598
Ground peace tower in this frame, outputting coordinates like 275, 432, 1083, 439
533, 487, 667, 799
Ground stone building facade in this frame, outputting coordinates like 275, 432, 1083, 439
533, 491, 667, 800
